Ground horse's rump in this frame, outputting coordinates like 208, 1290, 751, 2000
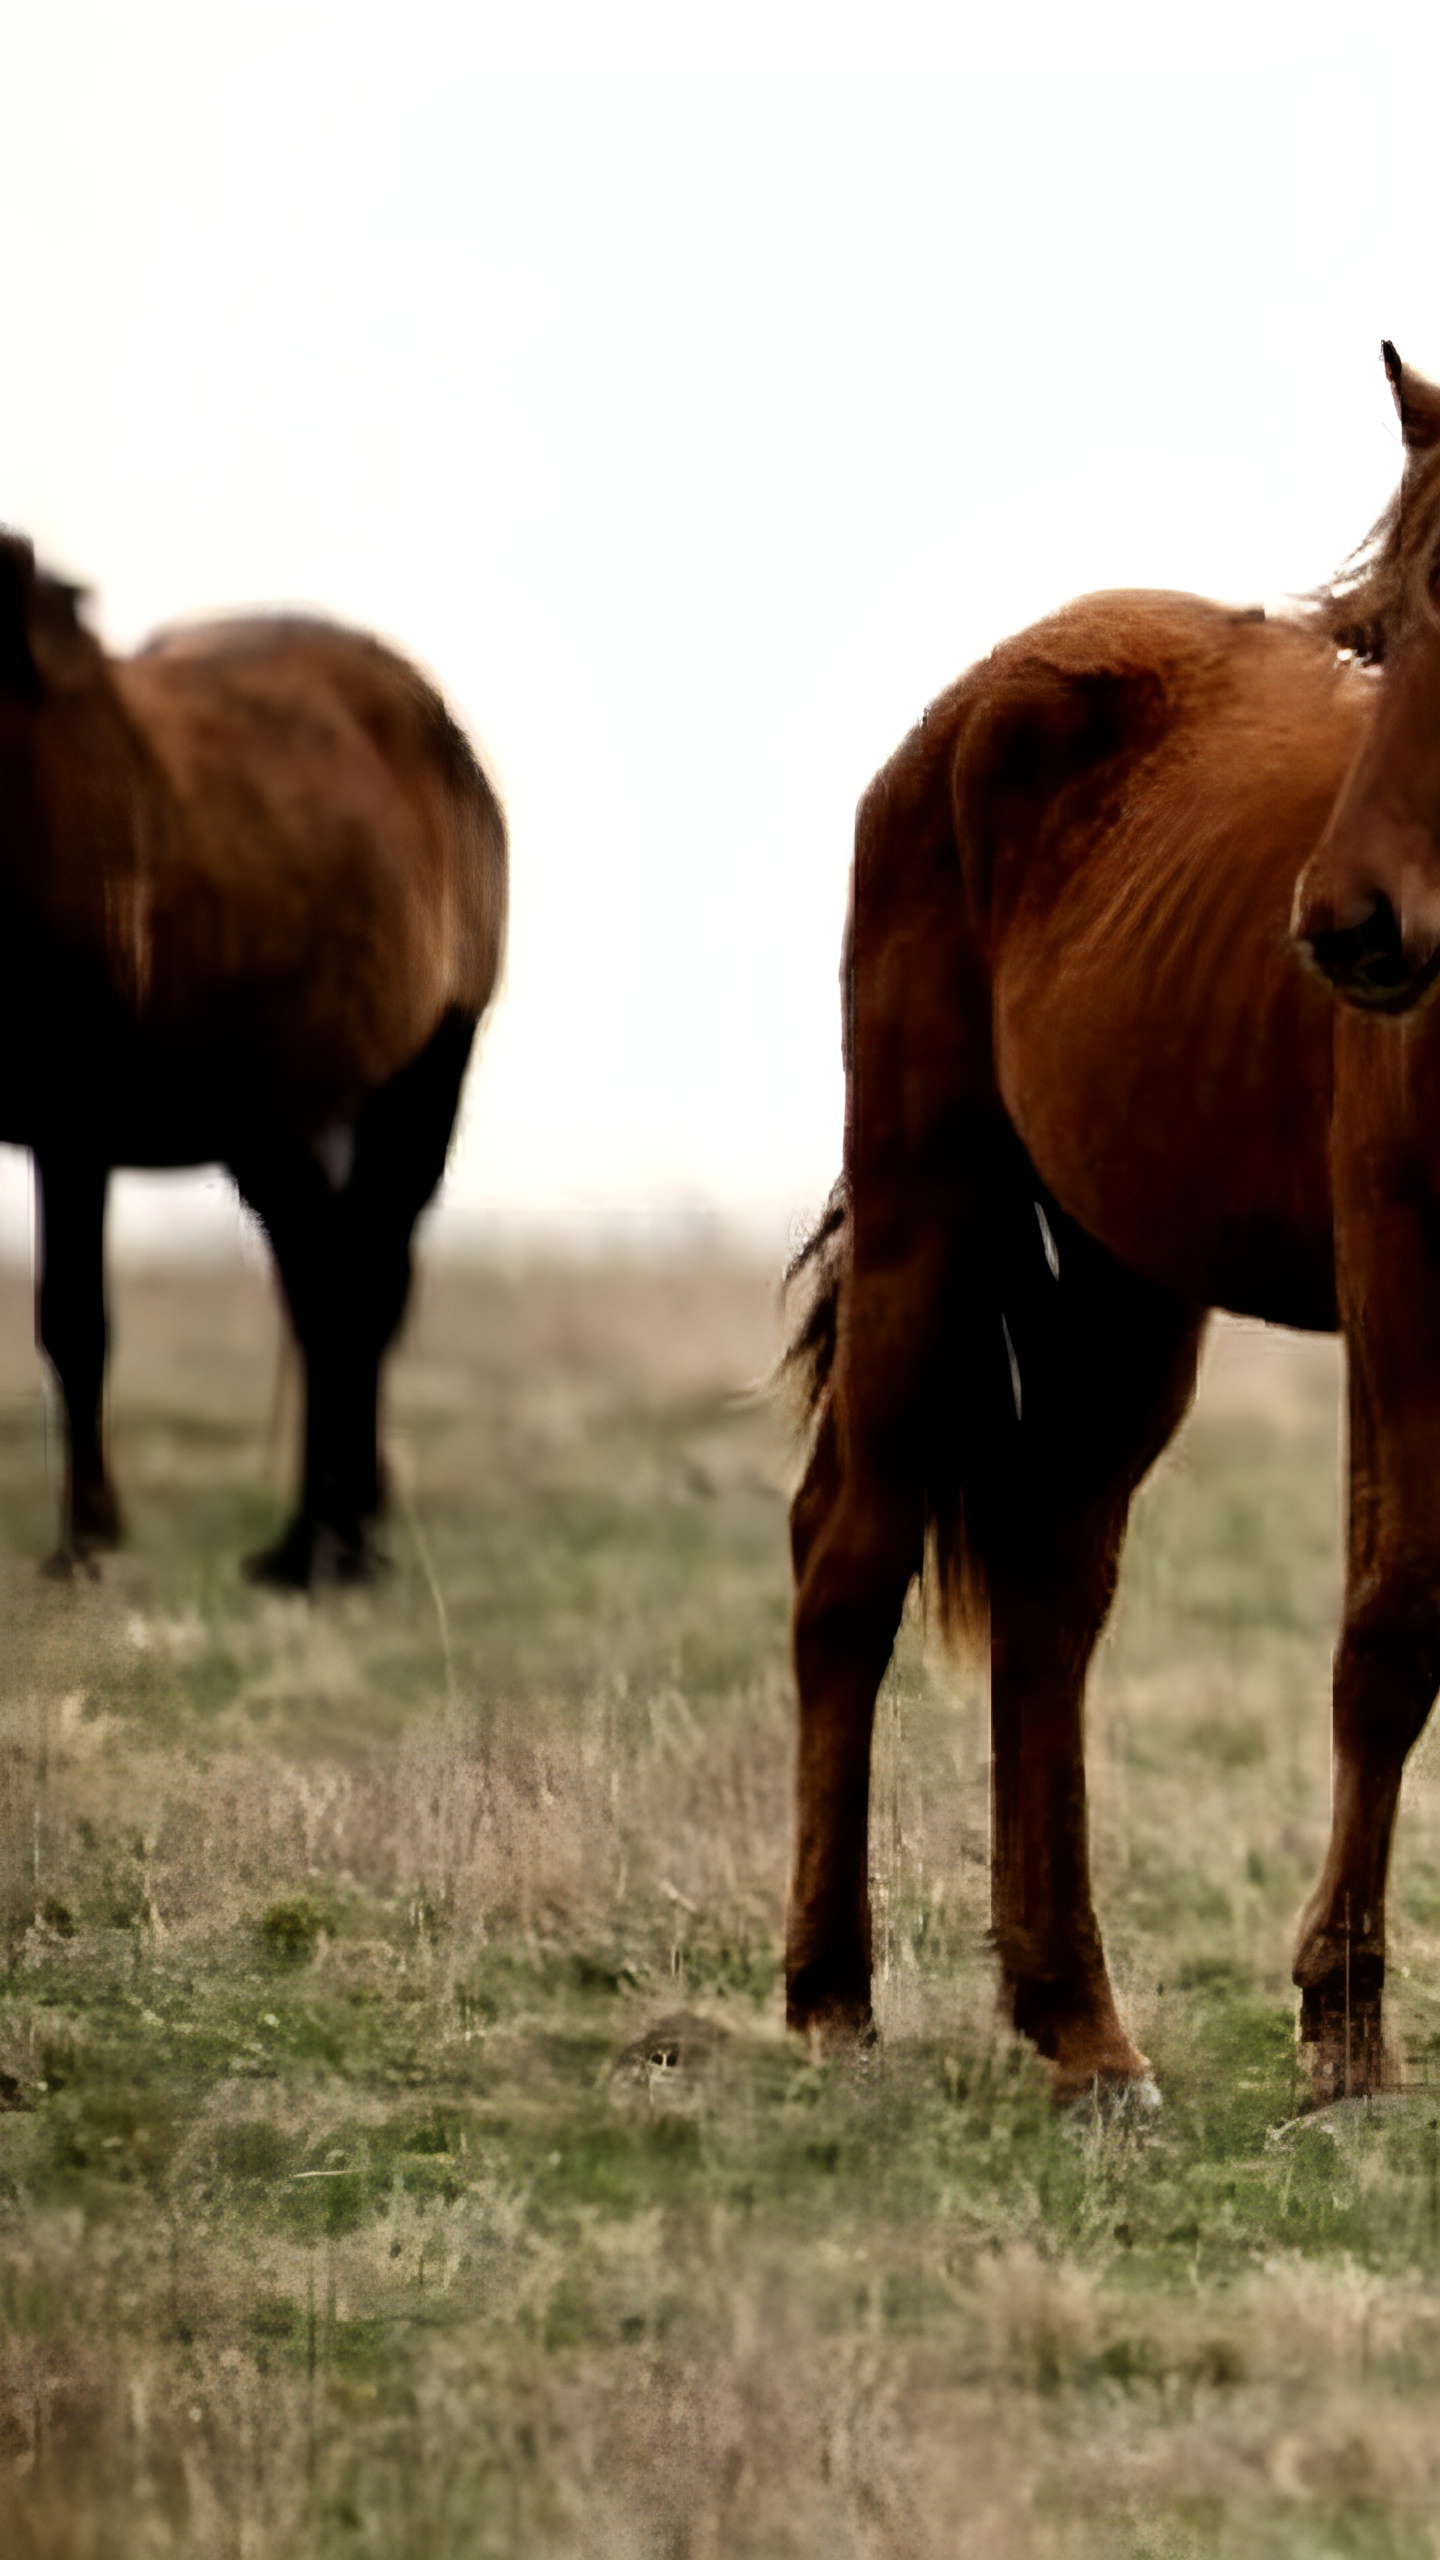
111, 619, 507, 1130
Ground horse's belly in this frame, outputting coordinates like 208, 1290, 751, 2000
995, 964, 1337, 1331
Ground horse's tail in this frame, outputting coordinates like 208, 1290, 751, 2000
912, 1119, 1080, 1658
435, 706, 508, 1016
780, 1175, 849, 1427
781, 1144, 1025, 1659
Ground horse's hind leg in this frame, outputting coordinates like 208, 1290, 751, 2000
225, 1142, 338, 1586
789, 1414, 922, 2041
33, 1149, 120, 1570
988, 1517, 1156, 2096
320, 1007, 478, 1543
237, 1009, 477, 1587
984, 1273, 1201, 2099
788, 1233, 947, 2045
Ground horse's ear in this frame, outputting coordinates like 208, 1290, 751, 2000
1382, 341, 1440, 454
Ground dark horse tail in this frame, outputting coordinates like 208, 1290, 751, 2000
782, 1175, 849, 1421
783, 1148, 1097, 1655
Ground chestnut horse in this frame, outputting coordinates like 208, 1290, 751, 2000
0, 534, 506, 1586
788, 344, 1440, 2106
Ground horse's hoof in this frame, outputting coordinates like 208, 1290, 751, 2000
1054, 2064, 1162, 2121
312, 1524, 390, 1588
243, 1520, 388, 1592
40, 1544, 101, 1584
785, 1996, 877, 2059
242, 1525, 315, 1590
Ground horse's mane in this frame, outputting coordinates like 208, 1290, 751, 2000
1311, 492, 1403, 665
1310, 434, 1440, 665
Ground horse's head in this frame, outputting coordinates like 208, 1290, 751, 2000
1293, 346, 1440, 1012
0, 532, 106, 910
0, 532, 99, 712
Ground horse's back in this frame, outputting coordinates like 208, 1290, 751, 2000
851, 592, 1367, 1329
112, 616, 506, 1129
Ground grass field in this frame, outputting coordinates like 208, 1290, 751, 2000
3, 1240, 1440, 2556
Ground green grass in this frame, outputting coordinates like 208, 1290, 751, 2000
2, 1256, 1440, 2554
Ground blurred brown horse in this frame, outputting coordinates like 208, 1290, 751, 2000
0, 534, 506, 1586
788, 344, 1440, 2106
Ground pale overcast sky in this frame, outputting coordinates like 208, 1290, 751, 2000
1, 1, 1434, 1252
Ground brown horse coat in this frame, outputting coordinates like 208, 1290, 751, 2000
788, 455, 1428, 2103
0, 536, 506, 1580
21, 605, 503, 1134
